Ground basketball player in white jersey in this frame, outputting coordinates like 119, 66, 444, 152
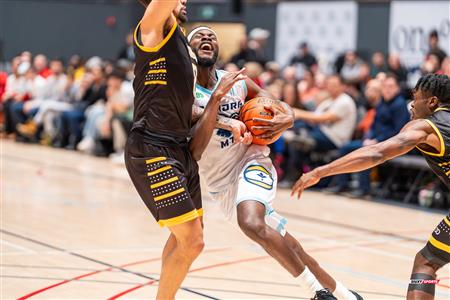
187, 27, 363, 300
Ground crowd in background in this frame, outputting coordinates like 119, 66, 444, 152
1, 29, 449, 198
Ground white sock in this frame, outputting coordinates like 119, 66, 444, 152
333, 281, 357, 300
299, 266, 324, 294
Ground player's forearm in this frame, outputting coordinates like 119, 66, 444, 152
140, 0, 178, 32
314, 136, 416, 178
189, 94, 222, 161
315, 145, 386, 179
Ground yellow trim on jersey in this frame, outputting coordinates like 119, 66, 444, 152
438, 161, 450, 167
246, 165, 271, 175
429, 236, 450, 253
434, 107, 449, 112
446, 170, 450, 176
146, 157, 166, 164
145, 80, 167, 85
416, 119, 445, 157
158, 209, 201, 227
134, 21, 177, 53
444, 216, 450, 227
147, 165, 171, 176
149, 58, 166, 66
150, 177, 179, 189
246, 179, 273, 190
148, 69, 167, 74
154, 187, 185, 201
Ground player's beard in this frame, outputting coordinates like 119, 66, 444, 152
176, 9, 188, 23
194, 49, 218, 68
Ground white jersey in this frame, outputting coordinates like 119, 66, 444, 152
194, 70, 287, 235
194, 70, 269, 193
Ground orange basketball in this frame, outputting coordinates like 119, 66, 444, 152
239, 97, 284, 145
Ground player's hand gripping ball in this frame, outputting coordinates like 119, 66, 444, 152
239, 97, 285, 145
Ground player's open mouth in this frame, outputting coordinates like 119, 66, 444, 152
199, 43, 214, 55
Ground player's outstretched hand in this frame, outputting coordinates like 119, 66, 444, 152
213, 68, 247, 100
252, 105, 293, 140
291, 170, 321, 199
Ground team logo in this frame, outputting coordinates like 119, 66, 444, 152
243, 165, 274, 190
196, 92, 204, 99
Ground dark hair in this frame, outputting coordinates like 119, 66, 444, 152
429, 29, 439, 39
414, 74, 450, 104
108, 69, 126, 81
385, 72, 399, 84
51, 57, 64, 64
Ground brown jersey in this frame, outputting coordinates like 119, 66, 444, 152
417, 107, 450, 189
132, 21, 197, 143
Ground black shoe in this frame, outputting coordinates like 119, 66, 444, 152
350, 290, 364, 300
311, 289, 337, 300
324, 185, 350, 194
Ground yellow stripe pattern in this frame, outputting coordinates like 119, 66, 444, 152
246, 165, 271, 175
150, 177, 179, 189
147, 165, 171, 176
429, 236, 450, 253
158, 208, 203, 227
146, 157, 166, 164
149, 58, 166, 66
444, 216, 450, 227
154, 188, 185, 201
148, 69, 167, 74
144, 80, 167, 85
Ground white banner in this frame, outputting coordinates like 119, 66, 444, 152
389, 1, 450, 68
275, 1, 358, 69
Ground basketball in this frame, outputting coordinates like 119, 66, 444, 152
239, 97, 284, 145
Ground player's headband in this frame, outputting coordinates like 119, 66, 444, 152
187, 27, 218, 43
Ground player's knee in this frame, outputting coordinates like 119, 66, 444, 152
412, 251, 439, 273
176, 229, 204, 258
238, 217, 267, 240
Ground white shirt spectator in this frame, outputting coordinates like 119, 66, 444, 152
316, 93, 357, 147
45, 74, 68, 101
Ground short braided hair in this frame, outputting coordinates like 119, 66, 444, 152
414, 74, 450, 104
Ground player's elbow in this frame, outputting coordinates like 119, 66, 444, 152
189, 144, 202, 161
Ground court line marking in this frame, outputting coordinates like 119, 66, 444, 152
107, 237, 449, 299
1, 229, 220, 300
0, 239, 36, 253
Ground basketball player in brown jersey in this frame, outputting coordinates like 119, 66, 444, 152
125, 1, 245, 299
292, 74, 450, 299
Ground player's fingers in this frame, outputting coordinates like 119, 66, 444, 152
256, 132, 274, 139
252, 125, 272, 131
234, 67, 246, 76
252, 117, 273, 124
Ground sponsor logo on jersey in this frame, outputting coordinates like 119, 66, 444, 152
243, 165, 274, 190
220, 101, 243, 113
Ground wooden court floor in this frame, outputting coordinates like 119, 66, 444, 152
2, 139, 449, 299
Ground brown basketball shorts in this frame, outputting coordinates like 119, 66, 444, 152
124, 131, 202, 227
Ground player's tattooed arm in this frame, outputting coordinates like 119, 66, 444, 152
291, 120, 435, 198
